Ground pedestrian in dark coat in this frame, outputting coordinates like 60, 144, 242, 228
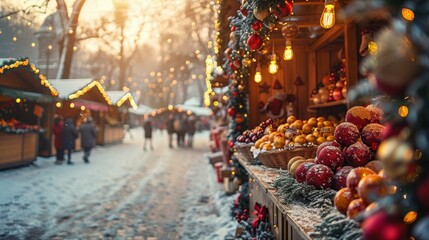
187, 115, 197, 148
143, 118, 154, 151
80, 117, 96, 163
166, 114, 175, 148
62, 118, 78, 164
53, 115, 64, 164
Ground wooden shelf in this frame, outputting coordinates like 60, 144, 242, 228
236, 154, 314, 240
307, 99, 347, 110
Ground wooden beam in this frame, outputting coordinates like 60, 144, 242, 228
293, 0, 324, 5
309, 24, 344, 51
344, 20, 359, 87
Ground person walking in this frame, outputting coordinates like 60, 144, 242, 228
53, 115, 64, 164
187, 115, 197, 148
166, 114, 175, 148
62, 117, 78, 165
173, 115, 183, 147
143, 117, 154, 151
80, 117, 97, 163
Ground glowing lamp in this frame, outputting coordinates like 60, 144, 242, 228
254, 64, 262, 83
268, 53, 278, 74
402, 8, 414, 21
283, 40, 294, 61
398, 105, 408, 117
320, 0, 335, 29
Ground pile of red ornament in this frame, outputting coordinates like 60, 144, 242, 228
289, 105, 386, 192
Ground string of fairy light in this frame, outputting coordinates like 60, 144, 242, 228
204, 0, 222, 107
2, 2, 211, 109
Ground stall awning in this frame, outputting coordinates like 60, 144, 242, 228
49, 79, 112, 105
106, 91, 137, 109
0, 58, 58, 98
129, 104, 154, 116
176, 104, 213, 117
0, 87, 55, 103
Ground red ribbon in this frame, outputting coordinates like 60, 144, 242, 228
251, 203, 267, 230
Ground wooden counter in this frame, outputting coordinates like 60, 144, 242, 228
98, 125, 124, 145
236, 154, 321, 240
0, 132, 38, 170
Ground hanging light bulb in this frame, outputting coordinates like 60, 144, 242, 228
320, 0, 335, 29
254, 64, 262, 83
269, 53, 278, 74
268, 41, 278, 74
283, 40, 294, 61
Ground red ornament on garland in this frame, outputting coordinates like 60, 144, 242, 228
228, 140, 235, 148
228, 108, 236, 117
240, 8, 248, 17
362, 211, 407, 240
233, 91, 239, 97
251, 21, 263, 31
417, 177, 429, 211
247, 33, 263, 50
273, 0, 293, 18
231, 26, 237, 32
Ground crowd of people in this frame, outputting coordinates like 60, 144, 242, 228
142, 113, 199, 150
52, 115, 97, 165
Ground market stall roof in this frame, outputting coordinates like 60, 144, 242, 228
176, 104, 213, 117
183, 97, 201, 107
49, 78, 112, 105
0, 58, 58, 101
106, 91, 137, 109
129, 104, 154, 116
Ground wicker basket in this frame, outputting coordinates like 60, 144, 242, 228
257, 147, 317, 169
235, 143, 254, 161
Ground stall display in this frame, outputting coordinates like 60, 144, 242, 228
0, 58, 58, 169
48, 79, 112, 154
105, 91, 137, 145
210, 0, 429, 238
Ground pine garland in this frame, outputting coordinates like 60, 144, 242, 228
272, 171, 336, 206
310, 207, 363, 240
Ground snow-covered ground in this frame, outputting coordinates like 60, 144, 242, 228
0, 128, 237, 240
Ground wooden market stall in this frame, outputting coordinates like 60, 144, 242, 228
104, 91, 137, 145
211, 0, 397, 239
244, 1, 363, 127
47, 79, 112, 155
0, 58, 58, 170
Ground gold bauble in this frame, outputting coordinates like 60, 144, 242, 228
374, 29, 420, 87
253, 7, 270, 21
242, 58, 252, 67
377, 137, 414, 180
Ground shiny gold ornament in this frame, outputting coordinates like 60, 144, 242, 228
377, 137, 414, 180
253, 7, 270, 21
242, 58, 252, 67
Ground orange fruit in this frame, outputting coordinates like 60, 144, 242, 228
317, 116, 326, 122
308, 118, 317, 127
294, 120, 304, 130
294, 135, 307, 145
316, 136, 326, 145
287, 115, 297, 124
302, 124, 313, 134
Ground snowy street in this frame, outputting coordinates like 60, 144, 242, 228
0, 129, 236, 240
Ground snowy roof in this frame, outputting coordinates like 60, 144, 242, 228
176, 104, 213, 116
106, 91, 137, 109
48, 79, 112, 105
183, 97, 201, 107
129, 104, 154, 116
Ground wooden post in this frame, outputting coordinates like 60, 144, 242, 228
344, 20, 359, 88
